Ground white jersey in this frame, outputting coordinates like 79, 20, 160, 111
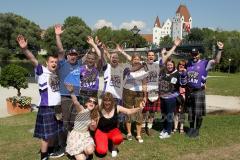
103, 64, 124, 99
146, 62, 160, 91
35, 64, 61, 106
123, 65, 148, 92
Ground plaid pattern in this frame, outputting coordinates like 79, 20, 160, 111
122, 88, 144, 123
34, 106, 64, 140
186, 89, 206, 121
143, 94, 161, 113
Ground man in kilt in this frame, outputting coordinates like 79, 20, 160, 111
185, 42, 224, 138
17, 35, 64, 160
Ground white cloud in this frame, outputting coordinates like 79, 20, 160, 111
119, 20, 146, 30
94, 19, 114, 29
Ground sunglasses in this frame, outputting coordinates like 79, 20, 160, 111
87, 99, 97, 105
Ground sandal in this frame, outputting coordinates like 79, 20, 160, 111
126, 134, 133, 141
180, 129, 184, 134
136, 136, 144, 143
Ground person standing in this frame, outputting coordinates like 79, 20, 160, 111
185, 42, 224, 138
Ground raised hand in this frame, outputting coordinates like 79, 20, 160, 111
55, 24, 64, 35
17, 35, 28, 49
64, 83, 74, 93
217, 41, 224, 49
87, 36, 95, 45
174, 37, 182, 46
116, 44, 124, 53
95, 36, 102, 47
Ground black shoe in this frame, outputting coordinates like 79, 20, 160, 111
49, 147, 65, 159
191, 129, 199, 138
186, 128, 194, 137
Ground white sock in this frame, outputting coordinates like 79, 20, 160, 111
148, 123, 153, 129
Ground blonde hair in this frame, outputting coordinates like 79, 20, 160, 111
100, 92, 116, 112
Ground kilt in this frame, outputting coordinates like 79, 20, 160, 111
143, 96, 161, 113
122, 88, 144, 124
186, 89, 206, 121
34, 106, 64, 140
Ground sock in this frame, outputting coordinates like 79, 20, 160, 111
148, 123, 153, 129
196, 117, 203, 130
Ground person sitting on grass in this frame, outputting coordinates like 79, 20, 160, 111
17, 35, 63, 160
65, 83, 99, 160
94, 92, 145, 158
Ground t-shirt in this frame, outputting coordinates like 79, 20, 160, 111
123, 65, 148, 92
58, 59, 82, 96
186, 59, 208, 89
35, 64, 61, 106
79, 65, 99, 91
146, 62, 160, 91
73, 108, 91, 132
103, 64, 124, 99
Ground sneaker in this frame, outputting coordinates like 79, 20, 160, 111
136, 136, 144, 143
160, 130, 166, 136
126, 134, 133, 141
159, 132, 171, 139
49, 148, 65, 159
111, 150, 118, 157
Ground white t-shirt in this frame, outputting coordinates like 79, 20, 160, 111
35, 64, 61, 106
103, 64, 124, 99
123, 65, 148, 92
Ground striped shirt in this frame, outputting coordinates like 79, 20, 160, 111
73, 108, 91, 132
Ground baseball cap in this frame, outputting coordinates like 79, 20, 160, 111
67, 49, 78, 55
191, 48, 199, 56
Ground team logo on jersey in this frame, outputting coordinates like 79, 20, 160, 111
49, 74, 60, 92
110, 75, 121, 88
188, 71, 199, 84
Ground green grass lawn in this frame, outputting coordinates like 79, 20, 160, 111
1, 113, 240, 160
206, 72, 240, 96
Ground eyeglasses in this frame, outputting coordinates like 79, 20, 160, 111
179, 64, 185, 66
87, 99, 97, 105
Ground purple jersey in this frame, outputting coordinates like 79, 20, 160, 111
79, 65, 99, 91
187, 60, 208, 89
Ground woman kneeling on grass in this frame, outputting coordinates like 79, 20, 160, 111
95, 92, 145, 158
65, 84, 99, 160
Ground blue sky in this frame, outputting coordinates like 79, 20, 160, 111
1, 0, 239, 33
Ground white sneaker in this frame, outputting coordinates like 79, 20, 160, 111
160, 130, 166, 136
112, 150, 118, 157
136, 136, 144, 143
159, 132, 171, 139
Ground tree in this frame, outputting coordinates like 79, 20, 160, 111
0, 64, 28, 96
42, 16, 91, 53
159, 35, 173, 47
0, 13, 42, 54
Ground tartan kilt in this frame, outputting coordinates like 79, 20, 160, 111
143, 97, 161, 113
34, 106, 64, 140
186, 90, 206, 121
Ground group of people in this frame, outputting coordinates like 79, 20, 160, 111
16, 24, 224, 160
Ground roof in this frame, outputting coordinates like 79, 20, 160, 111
176, 4, 191, 22
154, 16, 161, 27
141, 34, 153, 43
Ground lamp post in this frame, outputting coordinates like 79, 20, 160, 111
130, 25, 140, 51
228, 58, 231, 76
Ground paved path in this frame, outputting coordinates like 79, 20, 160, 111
1, 78, 240, 118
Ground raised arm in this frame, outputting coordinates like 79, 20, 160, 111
116, 44, 131, 61
206, 41, 224, 71
65, 83, 84, 113
55, 24, 65, 60
87, 36, 101, 58
17, 35, 38, 67
161, 37, 182, 63
117, 101, 145, 115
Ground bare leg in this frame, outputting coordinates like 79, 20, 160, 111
126, 122, 132, 135
75, 153, 86, 160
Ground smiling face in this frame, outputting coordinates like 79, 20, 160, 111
101, 92, 115, 112
110, 53, 119, 67
166, 60, 175, 73
46, 56, 58, 72
85, 97, 97, 111
131, 54, 141, 67
86, 53, 97, 68
147, 51, 155, 64
67, 53, 78, 64
191, 53, 200, 62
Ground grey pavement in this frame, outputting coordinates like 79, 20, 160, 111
0, 77, 239, 118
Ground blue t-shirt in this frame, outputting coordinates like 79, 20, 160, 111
58, 59, 82, 96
